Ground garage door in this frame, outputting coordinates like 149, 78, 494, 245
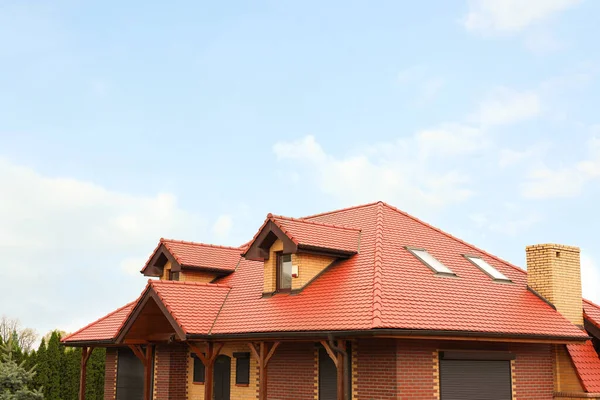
116, 348, 147, 400
440, 352, 513, 400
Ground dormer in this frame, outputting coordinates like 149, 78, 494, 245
141, 239, 241, 283
242, 214, 361, 294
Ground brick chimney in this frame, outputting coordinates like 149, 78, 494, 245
526, 244, 583, 326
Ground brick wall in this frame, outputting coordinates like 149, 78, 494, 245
526, 244, 583, 326
180, 270, 217, 283
154, 344, 188, 400
355, 339, 397, 399
554, 344, 585, 393
104, 348, 118, 400
291, 253, 335, 290
396, 340, 438, 400
511, 343, 554, 400
267, 342, 315, 400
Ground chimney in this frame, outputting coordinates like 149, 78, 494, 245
526, 244, 583, 326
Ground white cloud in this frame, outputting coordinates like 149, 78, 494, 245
0, 158, 207, 336
582, 253, 600, 304
471, 87, 541, 127
274, 87, 542, 213
464, 0, 581, 34
522, 134, 600, 198
212, 214, 233, 239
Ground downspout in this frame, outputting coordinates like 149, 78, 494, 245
328, 334, 350, 400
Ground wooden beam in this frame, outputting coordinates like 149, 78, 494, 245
129, 345, 147, 366
265, 341, 280, 366
143, 345, 153, 400
78, 347, 92, 400
320, 340, 339, 368
336, 340, 346, 400
247, 342, 279, 400
188, 343, 208, 366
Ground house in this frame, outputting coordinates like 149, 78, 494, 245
62, 201, 600, 400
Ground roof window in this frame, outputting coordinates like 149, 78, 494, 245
407, 248, 455, 276
465, 255, 511, 282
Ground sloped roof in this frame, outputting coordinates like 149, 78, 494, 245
584, 299, 600, 329
210, 202, 586, 339
65, 201, 590, 344
61, 302, 135, 343
141, 238, 241, 273
243, 214, 361, 260
567, 340, 600, 393
271, 215, 361, 253
149, 280, 231, 335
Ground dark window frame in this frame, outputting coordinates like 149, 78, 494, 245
191, 353, 205, 384
234, 352, 250, 385
169, 270, 180, 281
275, 252, 292, 292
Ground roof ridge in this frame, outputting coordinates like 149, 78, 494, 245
150, 280, 188, 333
371, 201, 385, 329
208, 287, 232, 335
150, 279, 232, 289
62, 300, 136, 342
584, 298, 600, 308
300, 201, 381, 220
160, 238, 242, 251
379, 202, 528, 276
270, 213, 361, 231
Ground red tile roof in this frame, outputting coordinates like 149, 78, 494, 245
584, 299, 600, 329
141, 238, 242, 273
65, 201, 591, 344
270, 215, 361, 253
61, 302, 135, 343
210, 202, 586, 339
149, 280, 231, 335
567, 340, 600, 393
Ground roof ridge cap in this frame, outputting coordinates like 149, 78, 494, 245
300, 201, 381, 220
379, 202, 527, 276
151, 280, 232, 289
371, 201, 385, 328
62, 300, 136, 343
584, 298, 600, 308
271, 214, 361, 231
160, 238, 241, 251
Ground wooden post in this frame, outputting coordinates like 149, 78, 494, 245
129, 345, 154, 400
188, 342, 224, 400
248, 341, 280, 400
78, 347, 93, 400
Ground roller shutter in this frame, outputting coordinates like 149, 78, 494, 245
440, 359, 512, 400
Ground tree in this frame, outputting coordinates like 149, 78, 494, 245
43, 333, 62, 400
0, 317, 37, 354
32, 340, 47, 392
0, 340, 43, 400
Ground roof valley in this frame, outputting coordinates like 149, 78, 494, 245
371, 201, 385, 328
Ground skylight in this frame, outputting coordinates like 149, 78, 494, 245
407, 248, 455, 276
465, 256, 511, 282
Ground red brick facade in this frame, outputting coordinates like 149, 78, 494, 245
511, 343, 554, 400
267, 342, 315, 400
103, 348, 118, 400
154, 344, 188, 400
104, 339, 556, 400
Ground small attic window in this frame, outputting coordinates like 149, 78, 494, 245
407, 248, 455, 276
465, 256, 511, 282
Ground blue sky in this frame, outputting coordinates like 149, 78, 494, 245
1, 0, 599, 336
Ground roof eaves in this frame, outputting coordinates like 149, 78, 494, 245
61, 301, 136, 343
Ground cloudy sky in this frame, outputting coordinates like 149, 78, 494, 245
1, 0, 599, 337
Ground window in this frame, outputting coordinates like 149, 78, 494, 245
234, 352, 250, 385
169, 270, 180, 281
191, 354, 205, 383
407, 248, 455, 276
276, 252, 292, 291
465, 256, 511, 282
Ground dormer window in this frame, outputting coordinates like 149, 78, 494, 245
277, 253, 292, 291
169, 270, 180, 281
